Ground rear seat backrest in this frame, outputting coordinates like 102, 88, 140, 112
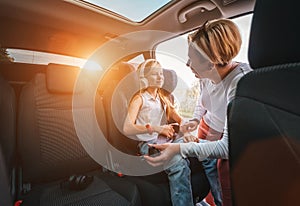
0, 73, 16, 173
0, 147, 13, 206
18, 63, 100, 185
16, 63, 142, 206
0, 73, 16, 204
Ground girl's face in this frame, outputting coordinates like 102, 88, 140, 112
146, 66, 164, 88
187, 43, 214, 79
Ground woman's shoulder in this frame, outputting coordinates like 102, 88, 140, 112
226, 62, 252, 82
224, 62, 253, 100
237, 62, 253, 73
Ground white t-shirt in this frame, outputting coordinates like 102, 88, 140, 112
181, 63, 252, 160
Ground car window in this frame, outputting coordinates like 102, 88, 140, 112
128, 54, 145, 66
65, 0, 174, 22
6, 48, 87, 67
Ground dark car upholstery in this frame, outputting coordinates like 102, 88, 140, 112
17, 63, 141, 206
228, 0, 300, 205
98, 62, 140, 155
0, 72, 16, 206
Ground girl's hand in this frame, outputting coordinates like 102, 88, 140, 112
154, 125, 175, 138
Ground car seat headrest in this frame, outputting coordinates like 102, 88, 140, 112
115, 62, 136, 81
249, 0, 300, 69
162, 69, 178, 93
46, 63, 81, 94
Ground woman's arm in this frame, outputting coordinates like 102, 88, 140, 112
180, 135, 228, 160
193, 96, 207, 121
144, 135, 228, 167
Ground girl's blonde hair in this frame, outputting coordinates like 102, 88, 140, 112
189, 19, 242, 66
136, 59, 175, 121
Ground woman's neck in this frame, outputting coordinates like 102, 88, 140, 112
211, 61, 238, 83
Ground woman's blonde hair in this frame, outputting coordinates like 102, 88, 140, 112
189, 19, 242, 66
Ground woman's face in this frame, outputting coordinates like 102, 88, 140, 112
187, 43, 214, 79
146, 66, 164, 88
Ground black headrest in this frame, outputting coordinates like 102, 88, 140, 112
46, 63, 81, 93
249, 0, 300, 69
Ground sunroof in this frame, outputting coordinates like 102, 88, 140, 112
67, 0, 173, 22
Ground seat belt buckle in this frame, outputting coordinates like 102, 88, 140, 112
14, 200, 23, 206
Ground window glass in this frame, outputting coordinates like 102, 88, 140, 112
66, 0, 173, 22
6, 49, 87, 67
128, 54, 144, 68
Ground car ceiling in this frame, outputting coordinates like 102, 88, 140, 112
0, 0, 255, 59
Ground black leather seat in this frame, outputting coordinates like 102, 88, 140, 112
228, 0, 300, 205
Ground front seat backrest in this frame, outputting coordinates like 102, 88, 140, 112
228, 0, 300, 205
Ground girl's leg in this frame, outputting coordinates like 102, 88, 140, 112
165, 156, 194, 206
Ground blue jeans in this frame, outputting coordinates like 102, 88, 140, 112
202, 158, 222, 206
140, 137, 194, 206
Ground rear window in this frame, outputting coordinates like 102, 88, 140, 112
6, 48, 87, 67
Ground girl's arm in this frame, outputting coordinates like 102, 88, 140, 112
123, 94, 176, 137
169, 106, 183, 125
123, 95, 149, 135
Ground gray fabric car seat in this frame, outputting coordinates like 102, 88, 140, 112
18, 63, 100, 183
228, 0, 300, 205
99, 62, 140, 155
0, 73, 16, 205
17, 63, 141, 206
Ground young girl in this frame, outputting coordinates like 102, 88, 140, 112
123, 59, 194, 206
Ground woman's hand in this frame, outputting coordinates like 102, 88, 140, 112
143, 143, 180, 167
180, 120, 199, 133
183, 133, 199, 143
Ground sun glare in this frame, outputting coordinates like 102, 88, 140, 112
82, 60, 103, 71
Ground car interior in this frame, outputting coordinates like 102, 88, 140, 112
0, 0, 299, 206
